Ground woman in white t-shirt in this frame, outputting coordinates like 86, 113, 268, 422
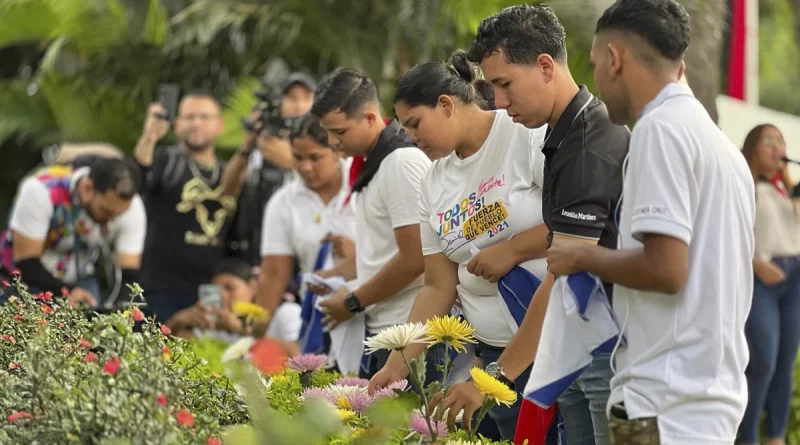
257, 114, 356, 352
369, 51, 550, 441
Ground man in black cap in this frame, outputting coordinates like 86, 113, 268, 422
223, 72, 317, 265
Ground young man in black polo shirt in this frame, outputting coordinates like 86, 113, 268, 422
465, 5, 630, 444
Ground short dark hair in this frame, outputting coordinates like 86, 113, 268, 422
88, 158, 139, 199
394, 50, 495, 111
595, 0, 691, 61
180, 90, 222, 110
212, 257, 253, 282
290, 113, 331, 147
467, 4, 566, 65
310, 68, 379, 119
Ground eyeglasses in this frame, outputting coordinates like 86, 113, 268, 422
177, 113, 219, 122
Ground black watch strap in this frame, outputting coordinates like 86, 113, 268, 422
498, 374, 515, 391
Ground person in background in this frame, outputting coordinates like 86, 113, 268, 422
309, 68, 444, 381
0, 158, 146, 306
547, 1, 755, 444
368, 52, 554, 442
225, 73, 317, 265
166, 257, 302, 356
738, 124, 800, 445
465, 5, 630, 444
134, 92, 237, 323
257, 113, 356, 330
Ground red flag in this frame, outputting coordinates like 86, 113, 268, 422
514, 399, 557, 445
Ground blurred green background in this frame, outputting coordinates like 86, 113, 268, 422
0, 0, 799, 217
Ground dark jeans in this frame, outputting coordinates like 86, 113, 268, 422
360, 341, 448, 389
557, 352, 613, 445
141, 290, 197, 323
0, 276, 101, 306
476, 342, 560, 444
739, 255, 800, 443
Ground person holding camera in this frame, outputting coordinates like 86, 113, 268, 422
133, 92, 238, 323
223, 72, 317, 265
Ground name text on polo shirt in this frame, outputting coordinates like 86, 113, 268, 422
561, 209, 597, 221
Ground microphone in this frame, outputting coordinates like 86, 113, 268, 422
781, 156, 800, 165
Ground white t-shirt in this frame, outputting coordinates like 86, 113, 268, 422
356, 147, 431, 332
420, 111, 547, 346
261, 160, 356, 283
609, 83, 755, 444
196, 300, 303, 343
10, 167, 146, 284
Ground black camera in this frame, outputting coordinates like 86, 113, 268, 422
243, 79, 298, 138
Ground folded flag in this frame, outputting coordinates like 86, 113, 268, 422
523, 272, 625, 409
299, 240, 332, 354
498, 265, 543, 327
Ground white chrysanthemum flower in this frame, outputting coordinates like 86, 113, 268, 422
221, 337, 255, 363
363, 322, 430, 353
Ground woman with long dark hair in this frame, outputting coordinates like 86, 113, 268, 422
739, 124, 800, 445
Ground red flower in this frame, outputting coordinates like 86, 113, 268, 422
83, 352, 98, 363
61, 287, 69, 298
11, 269, 20, 278
2, 280, 10, 287
132, 307, 145, 322
13, 314, 23, 321
80, 338, 92, 348
8, 363, 19, 370
157, 393, 167, 406
41, 303, 53, 314
43, 291, 52, 301
7, 411, 33, 422
249, 338, 288, 376
207, 438, 221, 445
160, 324, 172, 336
2, 334, 8, 342
161, 346, 171, 360
57, 322, 65, 329
102, 356, 121, 376
175, 409, 195, 427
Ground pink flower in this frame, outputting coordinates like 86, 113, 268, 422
301, 387, 336, 404
103, 357, 121, 376
8, 363, 20, 370
132, 307, 145, 322
344, 391, 373, 414
13, 314, 23, 321
207, 438, 221, 445
336, 376, 370, 387
373, 379, 409, 398
57, 322, 65, 328
2, 281, 10, 287
157, 393, 167, 406
11, 269, 20, 278
175, 409, 195, 427
61, 287, 69, 298
410, 411, 446, 438
160, 324, 172, 335
287, 354, 328, 372
41, 303, 53, 314
84, 352, 98, 363
80, 338, 92, 348
7, 411, 33, 422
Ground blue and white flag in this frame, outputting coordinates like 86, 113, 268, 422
523, 272, 625, 408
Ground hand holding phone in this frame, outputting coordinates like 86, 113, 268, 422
198, 284, 222, 309
156, 83, 180, 121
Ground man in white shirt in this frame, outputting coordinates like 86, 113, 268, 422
547, 1, 756, 444
309, 68, 442, 379
1, 158, 146, 306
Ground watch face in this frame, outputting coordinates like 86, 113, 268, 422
345, 295, 359, 311
485, 362, 501, 378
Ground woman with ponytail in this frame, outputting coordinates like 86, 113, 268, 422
368, 51, 555, 442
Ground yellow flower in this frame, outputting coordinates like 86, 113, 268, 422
232, 302, 270, 323
272, 375, 289, 384
469, 367, 517, 406
426, 315, 477, 352
337, 396, 353, 410
337, 409, 357, 422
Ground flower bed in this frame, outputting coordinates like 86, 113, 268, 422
0, 278, 518, 444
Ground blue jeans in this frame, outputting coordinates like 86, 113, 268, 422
476, 342, 560, 444
360, 341, 448, 389
557, 352, 612, 445
739, 255, 800, 443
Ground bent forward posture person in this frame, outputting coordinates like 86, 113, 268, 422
547, 1, 756, 444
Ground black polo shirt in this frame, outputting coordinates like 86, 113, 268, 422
541, 85, 630, 251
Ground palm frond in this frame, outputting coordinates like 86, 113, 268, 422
217, 76, 261, 149
0, 81, 58, 147
0, 0, 59, 48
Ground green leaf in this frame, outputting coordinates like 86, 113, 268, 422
0, 0, 59, 48
217, 76, 261, 150
143, 0, 168, 46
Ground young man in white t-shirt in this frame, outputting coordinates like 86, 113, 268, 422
547, 1, 756, 444
309, 68, 442, 379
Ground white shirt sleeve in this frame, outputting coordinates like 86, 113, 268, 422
628, 121, 694, 245
9, 178, 53, 240
380, 148, 432, 229
266, 302, 302, 342
419, 175, 443, 256
113, 195, 147, 254
260, 188, 294, 256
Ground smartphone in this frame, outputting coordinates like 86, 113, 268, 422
156, 83, 180, 121
198, 284, 222, 309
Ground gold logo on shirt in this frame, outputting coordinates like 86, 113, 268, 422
176, 177, 237, 246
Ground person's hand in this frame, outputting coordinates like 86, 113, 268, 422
257, 134, 292, 165
241, 109, 263, 149
213, 308, 244, 334
307, 268, 337, 295
324, 234, 356, 259
142, 103, 171, 142
67, 287, 97, 307
756, 261, 786, 286
546, 239, 589, 277
428, 381, 484, 432
368, 354, 410, 395
166, 303, 213, 331
319, 287, 354, 331
466, 242, 518, 283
